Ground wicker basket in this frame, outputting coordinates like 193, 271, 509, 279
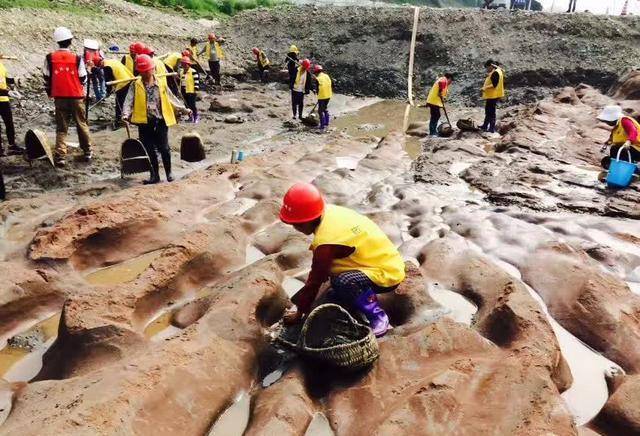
298, 304, 379, 370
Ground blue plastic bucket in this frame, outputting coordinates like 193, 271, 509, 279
606, 147, 637, 188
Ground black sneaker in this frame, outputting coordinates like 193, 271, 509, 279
83, 151, 93, 162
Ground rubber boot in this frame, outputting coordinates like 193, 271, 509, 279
324, 112, 330, 129
161, 152, 174, 182
353, 289, 390, 337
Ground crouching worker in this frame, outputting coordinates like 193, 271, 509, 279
252, 47, 270, 82
280, 183, 405, 337
122, 54, 191, 184
598, 105, 640, 170
180, 56, 200, 123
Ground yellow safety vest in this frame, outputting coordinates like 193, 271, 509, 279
482, 67, 505, 100
103, 59, 133, 91
258, 51, 270, 68
130, 77, 177, 127
205, 42, 225, 61
612, 116, 640, 152
426, 77, 448, 108
190, 44, 199, 62
293, 67, 307, 92
154, 58, 168, 87
123, 54, 135, 75
0, 62, 9, 102
311, 205, 406, 288
316, 72, 333, 100
164, 53, 182, 71
180, 67, 196, 94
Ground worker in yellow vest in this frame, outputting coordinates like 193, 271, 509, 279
203, 33, 225, 86
280, 183, 405, 337
122, 55, 190, 185
480, 60, 505, 133
102, 58, 134, 129
426, 73, 454, 137
598, 105, 640, 170
180, 57, 200, 123
291, 59, 312, 120
252, 47, 270, 82
312, 65, 333, 130
122, 42, 144, 75
0, 60, 20, 156
161, 51, 183, 97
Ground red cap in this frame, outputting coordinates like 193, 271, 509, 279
314, 65, 323, 74
129, 42, 145, 55
280, 183, 325, 224
135, 54, 155, 73
301, 59, 311, 71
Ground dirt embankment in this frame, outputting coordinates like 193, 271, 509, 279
219, 5, 640, 103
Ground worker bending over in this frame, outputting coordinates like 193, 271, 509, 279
203, 33, 225, 86
162, 51, 185, 96
84, 39, 106, 102
598, 105, 640, 169
102, 58, 134, 129
180, 57, 200, 123
281, 183, 405, 337
481, 60, 505, 134
0, 59, 20, 156
313, 65, 332, 130
122, 54, 191, 184
291, 59, 312, 120
44, 27, 93, 167
252, 47, 270, 83
426, 73, 454, 137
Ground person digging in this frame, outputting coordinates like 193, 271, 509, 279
312, 64, 332, 131
598, 105, 640, 176
426, 73, 454, 137
280, 183, 405, 338
121, 54, 191, 185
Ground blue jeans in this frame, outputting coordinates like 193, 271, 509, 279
90, 68, 106, 101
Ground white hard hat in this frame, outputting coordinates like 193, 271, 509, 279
83, 39, 99, 50
597, 105, 623, 122
53, 27, 73, 43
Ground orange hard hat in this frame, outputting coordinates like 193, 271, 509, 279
314, 65, 323, 74
181, 56, 192, 65
130, 42, 145, 55
208, 33, 216, 41
135, 54, 155, 73
301, 58, 311, 71
280, 183, 325, 224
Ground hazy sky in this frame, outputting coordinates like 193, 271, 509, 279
539, 0, 639, 14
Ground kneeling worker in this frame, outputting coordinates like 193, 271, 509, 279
122, 54, 191, 184
280, 183, 405, 337
426, 73, 453, 137
598, 105, 640, 169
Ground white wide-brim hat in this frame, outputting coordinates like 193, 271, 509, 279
597, 105, 623, 122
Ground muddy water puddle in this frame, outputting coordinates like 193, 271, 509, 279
0, 312, 61, 382
333, 100, 429, 159
84, 250, 163, 286
207, 391, 251, 436
427, 283, 478, 326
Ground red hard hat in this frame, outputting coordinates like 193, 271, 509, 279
181, 56, 192, 65
141, 45, 154, 56
314, 65, 323, 74
301, 59, 311, 71
208, 33, 216, 41
135, 54, 155, 73
252, 47, 260, 55
280, 183, 325, 224
182, 49, 191, 57
130, 42, 145, 55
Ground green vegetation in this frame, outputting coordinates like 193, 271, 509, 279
0, 0, 102, 14
125, 0, 282, 17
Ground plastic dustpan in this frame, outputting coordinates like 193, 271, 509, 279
120, 123, 152, 178
606, 147, 637, 189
